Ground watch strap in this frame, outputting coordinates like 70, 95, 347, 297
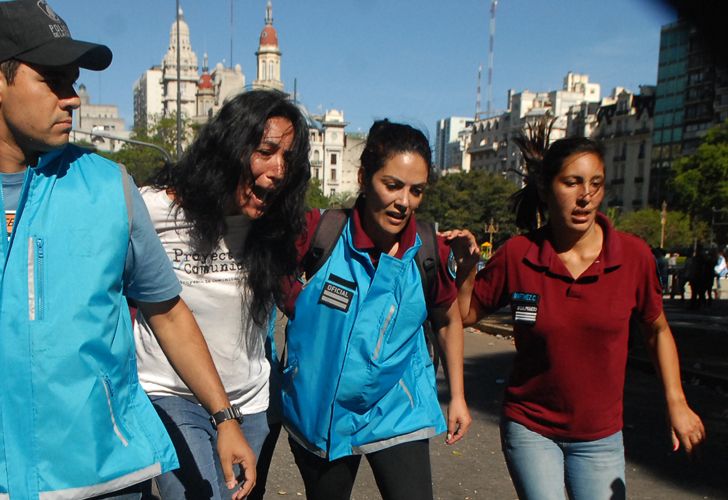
209, 406, 243, 429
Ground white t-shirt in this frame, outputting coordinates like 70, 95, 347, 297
134, 187, 270, 413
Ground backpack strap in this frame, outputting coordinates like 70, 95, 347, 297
302, 210, 440, 307
302, 208, 350, 279
414, 219, 439, 308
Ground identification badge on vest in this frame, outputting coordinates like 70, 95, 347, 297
318, 273, 356, 313
511, 292, 539, 325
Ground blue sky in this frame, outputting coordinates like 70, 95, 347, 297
60, 0, 676, 137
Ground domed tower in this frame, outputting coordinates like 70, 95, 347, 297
252, 1, 283, 91
196, 53, 215, 120
161, 6, 199, 118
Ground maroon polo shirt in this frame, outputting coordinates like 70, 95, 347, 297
284, 201, 457, 315
472, 213, 663, 440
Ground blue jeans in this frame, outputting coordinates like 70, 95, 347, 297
150, 395, 269, 500
501, 419, 626, 500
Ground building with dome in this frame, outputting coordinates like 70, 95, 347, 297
133, 5, 247, 131
131, 1, 361, 198
252, 1, 283, 92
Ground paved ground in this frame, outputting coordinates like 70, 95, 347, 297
261, 299, 728, 499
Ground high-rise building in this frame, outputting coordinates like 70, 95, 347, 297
133, 67, 163, 132
435, 117, 474, 172
650, 20, 728, 205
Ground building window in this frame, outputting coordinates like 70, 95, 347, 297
330, 153, 337, 165
330, 188, 336, 196
330, 169, 337, 181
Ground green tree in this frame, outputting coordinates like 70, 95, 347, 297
97, 115, 195, 185
615, 208, 708, 250
418, 169, 518, 242
305, 178, 329, 209
671, 121, 728, 238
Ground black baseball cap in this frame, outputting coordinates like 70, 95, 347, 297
0, 0, 112, 70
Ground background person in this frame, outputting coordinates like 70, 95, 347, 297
134, 90, 310, 499
455, 134, 705, 500
0, 1, 254, 498
280, 120, 472, 500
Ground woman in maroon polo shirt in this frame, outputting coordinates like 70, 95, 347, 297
453, 134, 705, 500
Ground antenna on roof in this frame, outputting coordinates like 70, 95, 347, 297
487, 0, 498, 117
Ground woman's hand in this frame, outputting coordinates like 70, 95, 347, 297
440, 229, 480, 281
445, 396, 472, 445
668, 399, 706, 458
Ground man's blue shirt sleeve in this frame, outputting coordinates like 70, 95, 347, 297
123, 180, 182, 302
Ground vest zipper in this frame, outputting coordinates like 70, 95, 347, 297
35, 237, 45, 320
101, 376, 129, 447
27, 237, 45, 320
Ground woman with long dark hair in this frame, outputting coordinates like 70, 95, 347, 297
453, 126, 705, 499
280, 119, 472, 500
134, 89, 310, 499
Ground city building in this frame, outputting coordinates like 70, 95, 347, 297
71, 84, 130, 152
650, 20, 728, 205
133, 5, 250, 131
161, 7, 198, 120
132, 67, 163, 132
467, 72, 601, 181
130, 1, 365, 198
308, 109, 361, 198
252, 1, 283, 92
591, 86, 655, 212
435, 116, 474, 172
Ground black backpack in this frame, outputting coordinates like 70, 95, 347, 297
301, 209, 444, 371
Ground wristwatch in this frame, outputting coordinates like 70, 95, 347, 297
209, 406, 243, 430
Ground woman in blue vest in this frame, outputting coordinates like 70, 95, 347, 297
281, 120, 472, 500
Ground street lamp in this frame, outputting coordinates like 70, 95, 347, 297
175, 0, 182, 160
71, 129, 173, 164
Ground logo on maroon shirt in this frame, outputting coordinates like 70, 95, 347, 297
511, 292, 539, 325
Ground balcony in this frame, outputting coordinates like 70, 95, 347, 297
634, 176, 644, 183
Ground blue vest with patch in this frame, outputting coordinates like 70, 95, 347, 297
282, 219, 446, 460
0, 146, 178, 500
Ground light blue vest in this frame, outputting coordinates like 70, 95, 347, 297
0, 146, 178, 500
282, 219, 446, 460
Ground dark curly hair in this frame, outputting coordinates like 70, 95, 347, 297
150, 90, 310, 325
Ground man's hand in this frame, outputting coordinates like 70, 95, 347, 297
217, 420, 257, 499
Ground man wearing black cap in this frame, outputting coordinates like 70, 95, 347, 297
0, 1, 256, 499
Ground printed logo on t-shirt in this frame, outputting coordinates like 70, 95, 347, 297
511, 291, 539, 325
318, 273, 356, 313
5, 210, 15, 237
